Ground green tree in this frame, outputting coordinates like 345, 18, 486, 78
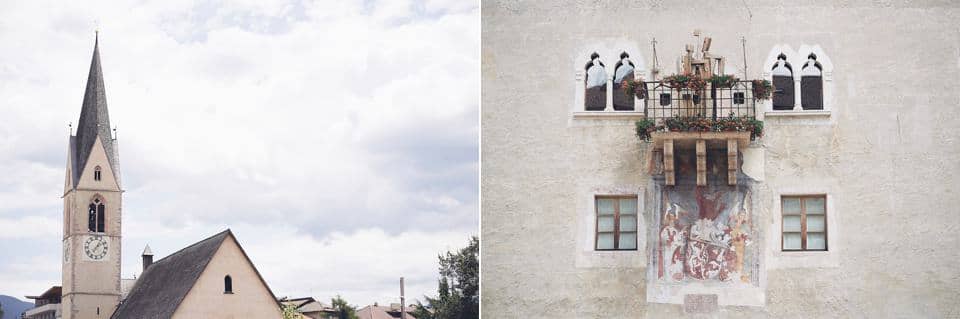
281, 302, 300, 319
331, 295, 358, 319
413, 236, 478, 319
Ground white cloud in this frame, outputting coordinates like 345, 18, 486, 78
0, 0, 478, 306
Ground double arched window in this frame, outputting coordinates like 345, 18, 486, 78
94, 166, 102, 181
584, 52, 607, 111
88, 197, 105, 232
766, 46, 831, 112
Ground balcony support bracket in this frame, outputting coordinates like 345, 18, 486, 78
696, 140, 706, 186
664, 139, 675, 186
728, 139, 738, 185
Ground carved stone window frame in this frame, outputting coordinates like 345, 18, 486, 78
571, 42, 648, 121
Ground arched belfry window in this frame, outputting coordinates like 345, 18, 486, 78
88, 197, 105, 232
612, 52, 636, 111
224, 275, 233, 294
771, 53, 794, 110
94, 166, 102, 181
584, 52, 607, 111
801, 53, 823, 110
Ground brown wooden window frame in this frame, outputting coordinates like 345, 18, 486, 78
781, 195, 828, 252
594, 195, 638, 251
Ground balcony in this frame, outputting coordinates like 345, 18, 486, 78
23, 303, 60, 319
634, 79, 766, 187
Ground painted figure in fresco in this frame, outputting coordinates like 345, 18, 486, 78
658, 188, 755, 283
659, 203, 687, 282
696, 187, 726, 220
728, 192, 753, 283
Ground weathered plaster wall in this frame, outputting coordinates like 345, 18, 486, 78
481, 0, 960, 317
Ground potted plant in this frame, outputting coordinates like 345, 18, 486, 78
752, 79, 774, 101
709, 74, 739, 88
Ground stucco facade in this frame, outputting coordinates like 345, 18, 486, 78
481, 0, 960, 317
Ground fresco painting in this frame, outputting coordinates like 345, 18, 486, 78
656, 186, 756, 284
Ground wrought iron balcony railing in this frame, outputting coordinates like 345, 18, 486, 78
641, 80, 757, 120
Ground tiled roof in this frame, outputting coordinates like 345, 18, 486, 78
110, 230, 230, 319
72, 34, 119, 187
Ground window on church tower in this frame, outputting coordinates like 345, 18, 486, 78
89, 198, 105, 233
595, 196, 638, 251
224, 275, 233, 294
94, 166, 102, 181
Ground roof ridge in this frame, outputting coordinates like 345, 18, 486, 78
151, 229, 231, 264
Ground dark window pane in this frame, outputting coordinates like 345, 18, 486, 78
612, 62, 635, 111
733, 92, 745, 104
88, 204, 97, 232
772, 75, 794, 110
585, 57, 607, 111
660, 93, 671, 106
96, 204, 105, 232
801, 76, 823, 110
224, 275, 233, 293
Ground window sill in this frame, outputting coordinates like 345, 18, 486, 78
572, 111, 645, 120
224, 291, 234, 294
764, 110, 831, 117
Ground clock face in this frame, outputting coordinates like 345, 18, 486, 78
83, 236, 108, 261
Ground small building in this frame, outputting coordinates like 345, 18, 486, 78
280, 297, 339, 319
356, 304, 417, 319
111, 230, 284, 319
24, 286, 61, 319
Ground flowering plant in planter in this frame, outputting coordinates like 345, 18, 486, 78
635, 116, 765, 141
751, 79, 774, 101
635, 118, 656, 141
662, 74, 707, 91
708, 74, 740, 88
622, 77, 647, 99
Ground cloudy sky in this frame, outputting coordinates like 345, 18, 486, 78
0, 0, 477, 307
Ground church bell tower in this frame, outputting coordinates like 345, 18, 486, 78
61, 33, 122, 319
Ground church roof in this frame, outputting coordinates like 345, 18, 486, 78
111, 229, 283, 319
111, 230, 230, 319
72, 33, 119, 187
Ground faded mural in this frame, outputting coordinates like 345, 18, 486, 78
655, 185, 758, 285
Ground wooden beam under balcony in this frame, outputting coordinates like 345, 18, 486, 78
650, 131, 751, 149
728, 139, 738, 185
696, 140, 706, 186
663, 139, 675, 186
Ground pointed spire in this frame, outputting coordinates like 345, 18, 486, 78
73, 31, 118, 186
142, 245, 153, 256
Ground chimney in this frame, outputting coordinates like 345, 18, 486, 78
141, 245, 154, 272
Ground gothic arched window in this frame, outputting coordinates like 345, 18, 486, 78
801, 53, 823, 110
771, 53, 795, 110
94, 166, 102, 181
584, 52, 607, 111
88, 198, 105, 232
224, 275, 233, 294
612, 52, 636, 111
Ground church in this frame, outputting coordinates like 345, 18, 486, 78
24, 35, 285, 319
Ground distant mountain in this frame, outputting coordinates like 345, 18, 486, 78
0, 295, 33, 319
